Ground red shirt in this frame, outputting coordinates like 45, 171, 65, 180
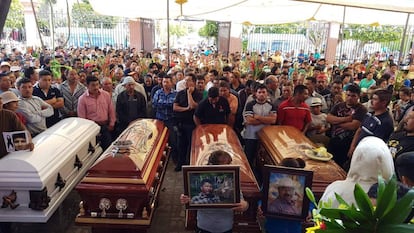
277, 98, 311, 131
16, 112, 27, 125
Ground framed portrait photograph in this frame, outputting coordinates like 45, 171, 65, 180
262, 165, 313, 221
2, 131, 30, 152
182, 165, 240, 209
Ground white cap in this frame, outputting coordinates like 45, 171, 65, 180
10, 66, 20, 72
0, 62, 10, 67
121, 76, 136, 86
310, 97, 322, 107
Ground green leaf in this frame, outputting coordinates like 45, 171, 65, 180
335, 192, 351, 209
315, 229, 346, 233
378, 224, 414, 233
320, 208, 369, 223
353, 183, 374, 218
374, 176, 397, 219
323, 219, 345, 230
346, 206, 370, 222
339, 211, 361, 229
322, 198, 333, 208
320, 208, 343, 219
306, 187, 318, 207
376, 175, 386, 201
381, 189, 414, 224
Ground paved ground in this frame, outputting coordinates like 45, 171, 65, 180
9, 159, 194, 233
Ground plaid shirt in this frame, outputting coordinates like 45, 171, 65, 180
324, 93, 343, 112
191, 193, 221, 204
152, 88, 177, 121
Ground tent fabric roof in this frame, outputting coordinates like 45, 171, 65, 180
89, 0, 414, 25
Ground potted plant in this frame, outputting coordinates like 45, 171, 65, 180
305, 176, 414, 233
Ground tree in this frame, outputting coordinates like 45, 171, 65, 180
342, 24, 402, 57
72, 0, 119, 29
169, 23, 188, 47
5, 0, 24, 29
170, 24, 187, 38
252, 23, 306, 34
199, 20, 218, 43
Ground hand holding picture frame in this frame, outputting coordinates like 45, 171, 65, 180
182, 165, 240, 209
262, 165, 313, 221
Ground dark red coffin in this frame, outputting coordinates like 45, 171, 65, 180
75, 119, 169, 231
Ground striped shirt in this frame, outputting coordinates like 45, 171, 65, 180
243, 99, 277, 139
59, 80, 86, 117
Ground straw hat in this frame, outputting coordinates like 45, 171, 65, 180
0, 91, 19, 105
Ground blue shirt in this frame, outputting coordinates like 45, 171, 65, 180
152, 88, 177, 122
265, 202, 315, 233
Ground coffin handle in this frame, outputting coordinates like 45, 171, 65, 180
88, 142, 95, 153
74, 155, 83, 169
54, 173, 66, 191
1, 190, 19, 210
148, 187, 155, 197
29, 188, 50, 210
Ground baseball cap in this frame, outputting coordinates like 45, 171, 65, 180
316, 74, 327, 81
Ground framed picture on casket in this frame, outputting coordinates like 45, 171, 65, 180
183, 165, 240, 209
262, 165, 313, 221
2, 131, 30, 152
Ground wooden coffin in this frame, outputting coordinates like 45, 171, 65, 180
188, 124, 261, 232
75, 119, 169, 231
0, 118, 102, 222
257, 125, 347, 198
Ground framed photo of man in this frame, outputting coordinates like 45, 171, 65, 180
2, 131, 30, 152
182, 165, 240, 209
262, 165, 313, 221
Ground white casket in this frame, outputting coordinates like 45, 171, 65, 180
0, 118, 103, 222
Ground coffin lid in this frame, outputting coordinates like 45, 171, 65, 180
83, 119, 168, 184
191, 124, 259, 191
258, 125, 347, 194
0, 118, 100, 189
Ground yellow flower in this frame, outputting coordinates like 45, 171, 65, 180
338, 203, 348, 210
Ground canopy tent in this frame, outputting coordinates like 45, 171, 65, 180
89, 0, 414, 25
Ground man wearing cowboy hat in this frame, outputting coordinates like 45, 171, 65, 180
116, 77, 146, 133
268, 176, 301, 215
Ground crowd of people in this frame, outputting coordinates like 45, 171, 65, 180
0, 45, 414, 232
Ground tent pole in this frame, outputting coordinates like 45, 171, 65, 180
399, 13, 410, 65
167, 0, 171, 67
339, 6, 346, 65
